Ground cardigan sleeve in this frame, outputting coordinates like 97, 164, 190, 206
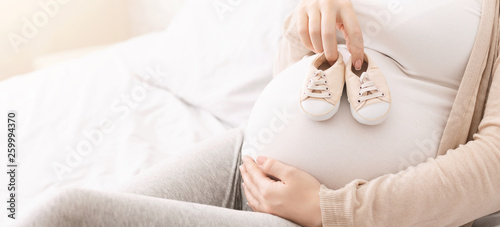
273, 11, 313, 77
318, 62, 500, 226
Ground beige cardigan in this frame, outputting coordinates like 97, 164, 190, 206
274, 1, 500, 226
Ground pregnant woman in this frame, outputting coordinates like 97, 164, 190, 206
17, 0, 500, 226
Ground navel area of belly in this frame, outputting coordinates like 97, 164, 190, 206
241, 53, 443, 189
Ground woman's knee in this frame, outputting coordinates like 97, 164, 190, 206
44, 188, 98, 220
50, 187, 95, 206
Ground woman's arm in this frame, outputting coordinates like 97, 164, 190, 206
273, 12, 313, 77
317, 61, 500, 226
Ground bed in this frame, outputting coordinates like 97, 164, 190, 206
0, 0, 298, 224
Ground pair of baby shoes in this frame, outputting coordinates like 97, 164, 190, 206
299, 52, 391, 125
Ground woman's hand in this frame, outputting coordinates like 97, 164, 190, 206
240, 155, 322, 227
297, 0, 364, 69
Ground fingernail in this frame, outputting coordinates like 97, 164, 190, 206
355, 59, 363, 70
256, 156, 267, 165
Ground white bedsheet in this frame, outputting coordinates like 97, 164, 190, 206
0, 0, 300, 224
0, 33, 235, 223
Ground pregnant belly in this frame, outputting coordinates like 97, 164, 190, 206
242, 48, 457, 189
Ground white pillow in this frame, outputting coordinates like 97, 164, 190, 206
145, 0, 299, 127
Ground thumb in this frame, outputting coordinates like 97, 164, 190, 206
256, 156, 294, 181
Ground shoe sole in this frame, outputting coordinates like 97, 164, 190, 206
349, 103, 391, 125
299, 102, 340, 121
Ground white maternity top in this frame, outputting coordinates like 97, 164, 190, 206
242, 0, 482, 189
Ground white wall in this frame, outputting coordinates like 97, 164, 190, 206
128, 0, 184, 36
0, 0, 184, 81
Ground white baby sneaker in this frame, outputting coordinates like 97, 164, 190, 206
345, 53, 391, 125
299, 52, 345, 121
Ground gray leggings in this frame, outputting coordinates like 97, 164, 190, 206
15, 129, 300, 227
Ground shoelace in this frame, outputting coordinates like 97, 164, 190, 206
304, 70, 331, 98
358, 72, 384, 103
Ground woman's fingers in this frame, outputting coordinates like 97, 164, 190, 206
296, 0, 365, 68
308, 10, 323, 53
241, 156, 273, 193
240, 167, 262, 212
241, 157, 278, 213
240, 164, 260, 201
321, 8, 338, 64
297, 12, 314, 52
256, 156, 296, 183
242, 183, 261, 212
339, 5, 364, 70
